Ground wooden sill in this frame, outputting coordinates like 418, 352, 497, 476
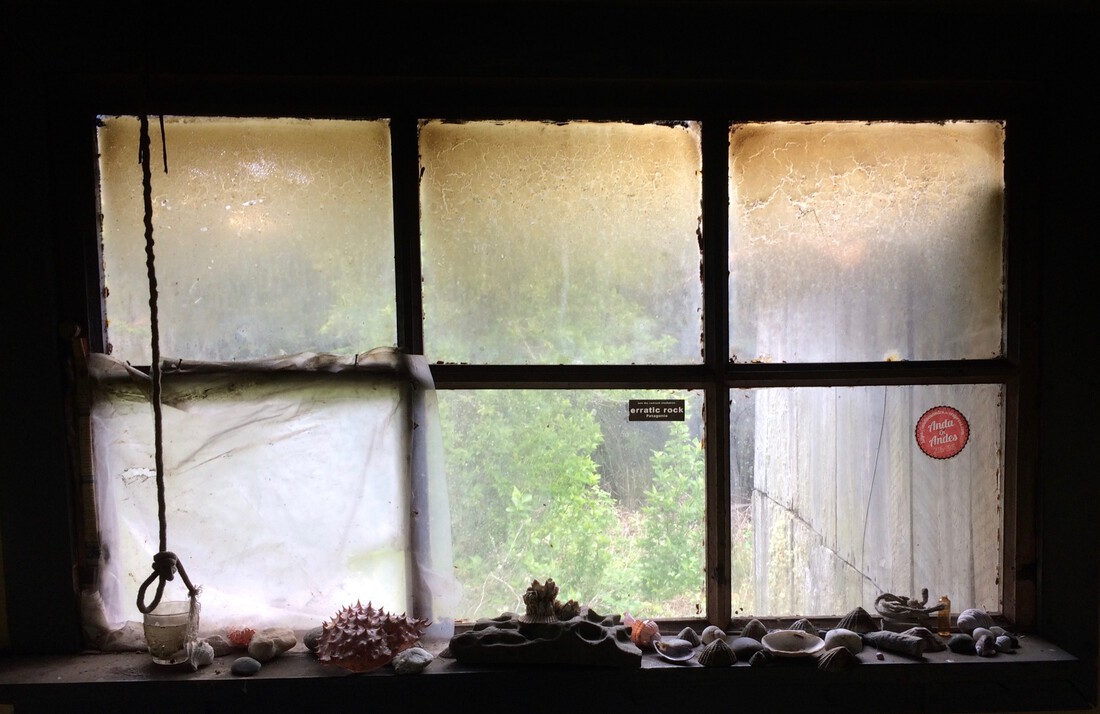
0, 634, 1092, 714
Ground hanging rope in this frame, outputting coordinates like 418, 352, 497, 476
135, 113, 199, 615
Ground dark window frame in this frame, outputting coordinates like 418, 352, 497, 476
72, 82, 1036, 633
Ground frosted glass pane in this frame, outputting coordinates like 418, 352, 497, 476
98, 117, 395, 363
730, 384, 1003, 617
421, 120, 703, 365
440, 389, 704, 620
729, 121, 1004, 363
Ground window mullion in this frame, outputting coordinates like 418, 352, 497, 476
702, 118, 733, 627
392, 116, 424, 356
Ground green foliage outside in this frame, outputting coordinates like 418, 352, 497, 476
442, 391, 755, 621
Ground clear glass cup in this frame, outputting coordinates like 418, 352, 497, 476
143, 600, 199, 665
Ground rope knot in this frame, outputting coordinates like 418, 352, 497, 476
151, 551, 179, 580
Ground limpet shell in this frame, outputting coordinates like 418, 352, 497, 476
676, 627, 701, 647
698, 637, 737, 667
817, 645, 860, 672
654, 637, 695, 663
740, 618, 767, 641
789, 618, 818, 636
837, 607, 879, 634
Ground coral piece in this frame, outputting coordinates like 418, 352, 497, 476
521, 579, 561, 624
227, 627, 255, 648
901, 626, 947, 652
448, 609, 641, 669
315, 601, 429, 673
862, 630, 926, 658
698, 637, 736, 667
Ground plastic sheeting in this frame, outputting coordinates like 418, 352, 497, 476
88, 348, 457, 638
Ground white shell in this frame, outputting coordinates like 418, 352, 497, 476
701, 625, 728, 645
762, 629, 825, 658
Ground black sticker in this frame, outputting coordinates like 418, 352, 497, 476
628, 399, 685, 421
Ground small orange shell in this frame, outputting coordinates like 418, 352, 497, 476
630, 618, 661, 649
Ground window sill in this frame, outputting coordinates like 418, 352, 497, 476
0, 635, 1091, 714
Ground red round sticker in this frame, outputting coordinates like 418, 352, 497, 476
915, 406, 970, 459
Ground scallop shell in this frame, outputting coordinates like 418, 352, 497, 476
697, 637, 737, 667
817, 645, 860, 672
823, 628, 863, 655
676, 627, 702, 647
836, 607, 878, 634
740, 618, 767, 641
654, 637, 695, 663
956, 608, 994, 635
789, 618, 818, 636
901, 626, 947, 653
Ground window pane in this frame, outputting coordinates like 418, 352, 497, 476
730, 384, 1003, 617
729, 121, 1004, 363
98, 117, 396, 363
440, 389, 704, 620
421, 120, 703, 365
89, 359, 435, 631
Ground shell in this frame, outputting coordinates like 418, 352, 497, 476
901, 626, 947, 653
676, 627, 702, 647
654, 637, 696, 663
315, 600, 429, 673
749, 649, 774, 666
789, 618, 818, 636
956, 608, 994, 635
762, 629, 825, 657
701, 625, 728, 645
817, 645, 860, 672
698, 637, 737, 667
862, 630, 926, 658
837, 607, 879, 634
740, 618, 767, 641
823, 628, 863, 655
630, 618, 661, 649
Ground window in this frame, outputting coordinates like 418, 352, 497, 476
89, 115, 1008, 635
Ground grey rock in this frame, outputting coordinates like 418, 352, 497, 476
392, 646, 434, 674
947, 633, 976, 655
231, 656, 262, 676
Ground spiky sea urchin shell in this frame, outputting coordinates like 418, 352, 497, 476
315, 601, 429, 673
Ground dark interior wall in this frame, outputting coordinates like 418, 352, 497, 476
2, 0, 1096, 706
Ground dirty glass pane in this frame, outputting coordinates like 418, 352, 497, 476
421, 120, 703, 365
98, 116, 395, 363
730, 384, 1003, 618
729, 121, 1004, 364
440, 389, 704, 620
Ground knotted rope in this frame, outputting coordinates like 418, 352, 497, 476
134, 113, 200, 615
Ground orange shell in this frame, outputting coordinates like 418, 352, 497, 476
630, 618, 660, 649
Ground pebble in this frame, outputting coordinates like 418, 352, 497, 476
204, 634, 235, 657
823, 628, 863, 655
304, 626, 324, 653
247, 627, 297, 663
947, 633, 976, 655
231, 656, 262, 676
392, 646, 434, 675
